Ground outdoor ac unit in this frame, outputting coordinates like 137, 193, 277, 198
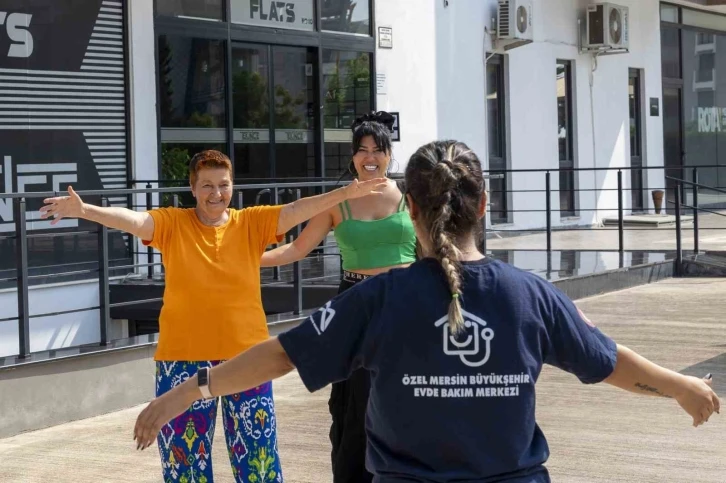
585, 2, 629, 50
497, 0, 533, 50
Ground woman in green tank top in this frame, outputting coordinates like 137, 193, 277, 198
261, 111, 416, 482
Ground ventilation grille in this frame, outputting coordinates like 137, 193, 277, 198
499, 0, 511, 38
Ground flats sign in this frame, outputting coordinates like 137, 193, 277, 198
232, 0, 314, 31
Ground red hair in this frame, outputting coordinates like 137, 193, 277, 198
189, 150, 232, 185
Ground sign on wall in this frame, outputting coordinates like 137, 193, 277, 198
389, 112, 400, 142
0, 0, 129, 226
378, 26, 393, 49
0, 0, 130, 279
232, 0, 315, 31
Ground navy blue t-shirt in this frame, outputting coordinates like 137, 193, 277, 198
278, 258, 617, 482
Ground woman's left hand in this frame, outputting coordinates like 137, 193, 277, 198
133, 383, 197, 450
344, 178, 389, 199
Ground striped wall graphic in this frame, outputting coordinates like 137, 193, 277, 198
0, 0, 128, 208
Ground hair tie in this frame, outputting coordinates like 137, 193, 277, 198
452, 293, 460, 300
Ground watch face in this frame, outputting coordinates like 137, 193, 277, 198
198, 367, 209, 386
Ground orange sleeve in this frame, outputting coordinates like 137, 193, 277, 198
244, 205, 284, 254
141, 208, 178, 252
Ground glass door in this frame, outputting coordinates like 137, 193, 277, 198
629, 69, 644, 212
663, 85, 683, 214
232, 43, 318, 205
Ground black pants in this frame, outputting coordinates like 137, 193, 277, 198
329, 276, 374, 483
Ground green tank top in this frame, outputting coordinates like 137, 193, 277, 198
333, 195, 417, 271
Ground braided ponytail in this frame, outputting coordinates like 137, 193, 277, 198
405, 141, 485, 336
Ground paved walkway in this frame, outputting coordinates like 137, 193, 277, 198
1, 279, 725, 482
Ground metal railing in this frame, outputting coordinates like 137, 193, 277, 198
668, 176, 726, 276
1, 180, 350, 360
3, 165, 726, 360
480, 164, 726, 254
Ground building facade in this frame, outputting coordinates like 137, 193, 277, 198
2, 0, 726, 357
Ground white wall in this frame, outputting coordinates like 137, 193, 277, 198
0, 281, 101, 357
376, 0, 668, 231
375, 0, 490, 171
375, 0, 439, 169
501, 0, 666, 230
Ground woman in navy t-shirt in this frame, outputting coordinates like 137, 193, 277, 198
134, 140, 720, 482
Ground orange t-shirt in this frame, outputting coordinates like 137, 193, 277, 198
143, 206, 283, 361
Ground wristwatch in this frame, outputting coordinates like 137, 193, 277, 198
197, 367, 213, 399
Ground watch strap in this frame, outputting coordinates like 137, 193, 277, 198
197, 367, 213, 399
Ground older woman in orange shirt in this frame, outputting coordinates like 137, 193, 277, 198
40, 150, 385, 483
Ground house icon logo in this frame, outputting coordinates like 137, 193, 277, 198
434, 309, 495, 367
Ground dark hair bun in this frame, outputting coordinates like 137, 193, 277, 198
351, 111, 395, 131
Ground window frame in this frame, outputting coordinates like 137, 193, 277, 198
153, 0, 377, 186
486, 54, 510, 225
556, 59, 577, 218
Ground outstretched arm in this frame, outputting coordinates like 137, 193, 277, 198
134, 338, 293, 449
40, 186, 154, 240
604, 344, 720, 427
276, 178, 386, 236
261, 211, 333, 267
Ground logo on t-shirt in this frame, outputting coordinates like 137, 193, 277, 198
434, 310, 495, 368
309, 301, 336, 335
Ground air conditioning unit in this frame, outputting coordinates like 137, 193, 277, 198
497, 0, 533, 50
585, 3, 629, 50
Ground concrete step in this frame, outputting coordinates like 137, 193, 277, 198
682, 252, 726, 277
601, 214, 694, 227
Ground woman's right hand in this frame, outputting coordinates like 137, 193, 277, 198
40, 186, 86, 225
674, 375, 720, 427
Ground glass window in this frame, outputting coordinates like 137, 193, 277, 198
697, 33, 715, 45
156, 0, 224, 21
158, 35, 227, 203
629, 69, 643, 212
273, 47, 317, 181
556, 60, 576, 217
660, 4, 679, 24
323, 50, 371, 178
231, 0, 315, 31
232, 43, 271, 190
697, 53, 715, 83
682, 8, 726, 32
321, 0, 371, 35
681, 29, 726, 205
158, 36, 227, 129
661, 27, 681, 80
487, 55, 508, 224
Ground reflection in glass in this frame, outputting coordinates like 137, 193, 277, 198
273, 47, 316, 181
660, 4, 678, 23
321, 0, 370, 35
680, 29, 726, 207
629, 70, 643, 212
487, 63, 502, 159
661, 27, 681, 79
557, 61, 575, 217
156, 0, 224, 21
157, 36, 226, 128
232, 44, 271, 193
487, 56, 508, 224
323, 50, 371, 178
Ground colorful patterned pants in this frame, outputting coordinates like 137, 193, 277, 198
155, 361, 283, 483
